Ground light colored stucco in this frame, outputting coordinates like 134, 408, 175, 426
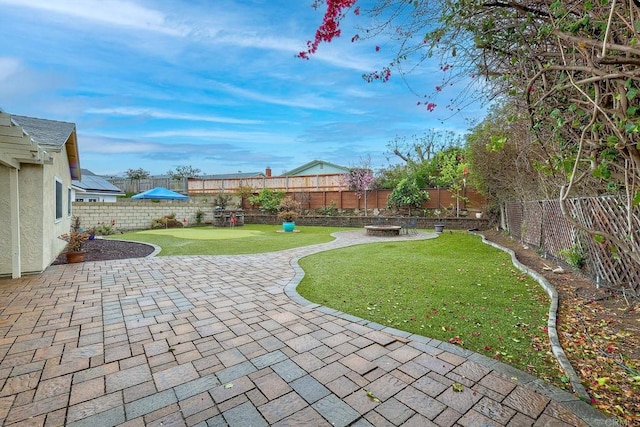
0, 155, 72, 276
0, 112, 76, 277
17, 163, 45, 273
0, 167, 12, 274
43, 149, 74, 268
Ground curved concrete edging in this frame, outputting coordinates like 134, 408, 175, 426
473, 232, 590, 401
96, 236, 162, 258
283, 230, 608, 426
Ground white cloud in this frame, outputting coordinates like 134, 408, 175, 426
0, 57, 22, 82
85, 107, 264, 125
0, 0, 186, 35
79, 134, 162, 154
211, 81, 334, 110
144, 129, 296, 144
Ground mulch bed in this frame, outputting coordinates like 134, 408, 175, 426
52, 238, 155, 265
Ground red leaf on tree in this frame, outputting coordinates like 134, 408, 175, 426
298, 0, 358, 58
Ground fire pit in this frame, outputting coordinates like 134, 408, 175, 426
364, 225, 402, 237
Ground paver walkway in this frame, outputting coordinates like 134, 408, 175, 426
0, 230, 611, 426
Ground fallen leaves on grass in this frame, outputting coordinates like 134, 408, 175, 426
558, 292, 639, 422
482, 230, 639, 422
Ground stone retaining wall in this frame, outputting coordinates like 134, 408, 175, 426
72, 201, 489, 232
245, 214, 487, 230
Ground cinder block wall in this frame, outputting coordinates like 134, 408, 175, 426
72, 200, 216, 231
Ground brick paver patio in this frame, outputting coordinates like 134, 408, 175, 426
0, 230, 611, 426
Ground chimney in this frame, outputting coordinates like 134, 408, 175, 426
265, 167, 272, 177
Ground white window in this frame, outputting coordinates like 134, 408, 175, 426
55, 178, 63, 221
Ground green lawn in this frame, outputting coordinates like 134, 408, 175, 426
297, 231, 566, 387
109, 224, 352, 255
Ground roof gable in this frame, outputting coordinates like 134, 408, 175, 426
11, 115, 75, 147
283, 160, 349, 176
10, 114, 81, 180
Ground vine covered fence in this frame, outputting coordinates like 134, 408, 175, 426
505, 196, 639, 295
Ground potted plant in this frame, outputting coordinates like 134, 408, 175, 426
277, 210, 299, 232
58, 230, 90, 263
278, 197, 301, 232
433, 209, 445, 233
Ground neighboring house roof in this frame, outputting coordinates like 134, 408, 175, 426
282, 160, 349, 176
11, 114, 81, 180
73, 169, 125, 195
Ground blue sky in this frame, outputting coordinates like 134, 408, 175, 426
1, 0, 486, 177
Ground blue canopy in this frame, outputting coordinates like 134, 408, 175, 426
131, 187, 188, 200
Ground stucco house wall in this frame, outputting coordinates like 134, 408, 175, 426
0, 167, 12, 274
14, 164, 45, 274
0, 112, 79, 278
43, 154, 76, 269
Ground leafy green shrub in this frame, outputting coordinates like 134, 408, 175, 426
387, 178, 430, 214
559, 244, 585, 269
90, 220, 117, 235
195, 209, 205, 225
151, 213, 184, 229
316, 201, 338, 215
248, 188, 285, 213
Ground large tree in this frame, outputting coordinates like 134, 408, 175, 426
125, 168, 150, 180
167, 165, 202, 180
303, 0, 640, 265
385, 130, 466, 188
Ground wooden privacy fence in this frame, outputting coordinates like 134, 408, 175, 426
238, 188, 485, 213
109, 177, 188, 194
188, 174, 344, 193
504, 196, 639, 294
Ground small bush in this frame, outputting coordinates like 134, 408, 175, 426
249, 188, 285, 213
559, 244, 585, 269
151, 213, 184, 229
278, 211, 299, 222
195, 209, 205, 225
278, 197, 301, 222
90, 220, 118, 235
387, 178, 429, 214
213, 193, 232, 209
316, 201, 338, 215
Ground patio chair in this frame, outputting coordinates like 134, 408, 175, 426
401, 217, 418, 235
